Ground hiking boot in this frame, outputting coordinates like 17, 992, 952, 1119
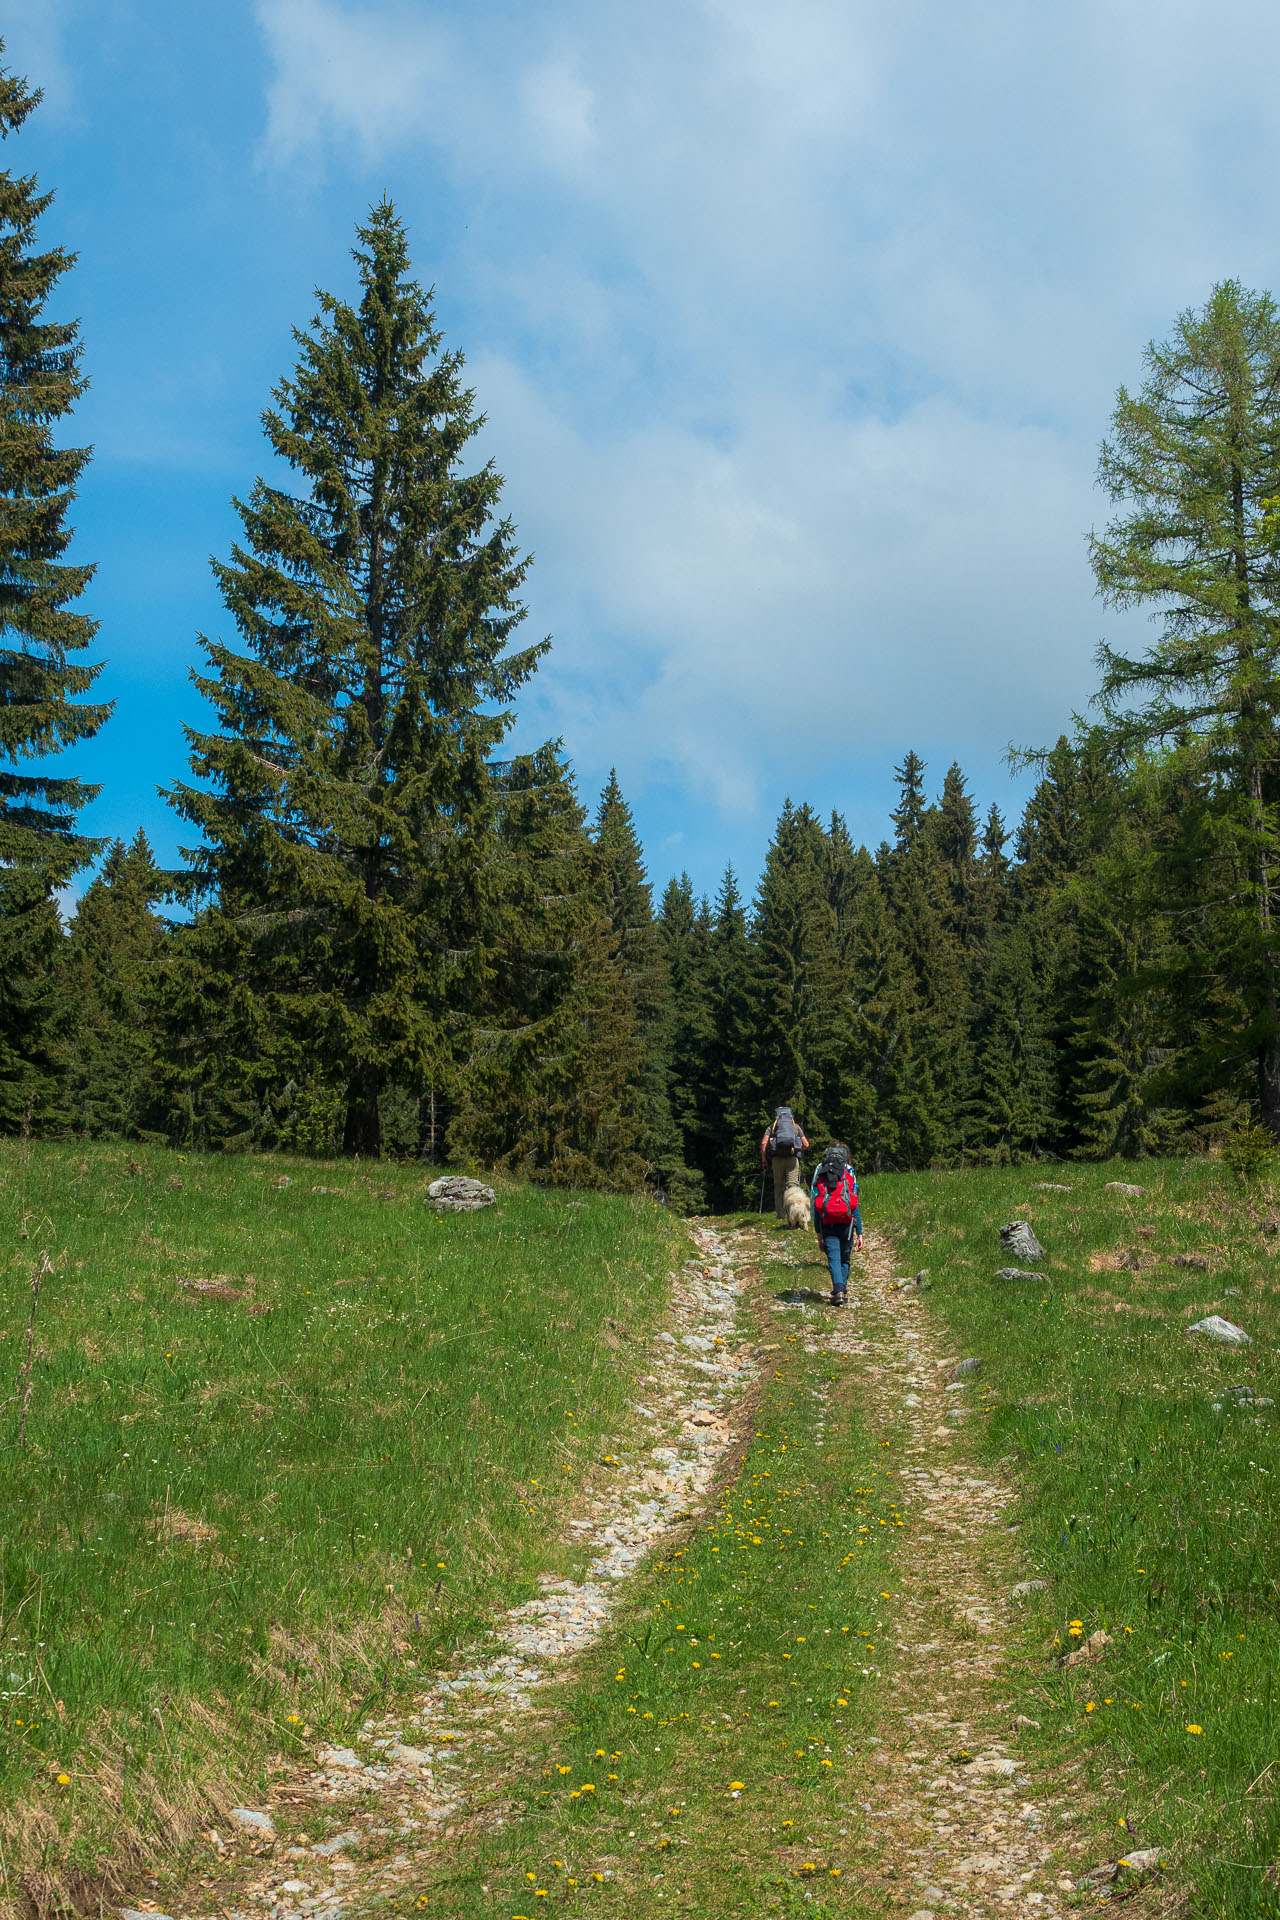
831, 1289, 847, 1308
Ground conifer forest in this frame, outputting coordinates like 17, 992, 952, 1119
5, 48, 1280, 1206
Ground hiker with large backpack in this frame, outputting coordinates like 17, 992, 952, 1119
760, 1105, 809, 1218
811, 1140, 863, 1307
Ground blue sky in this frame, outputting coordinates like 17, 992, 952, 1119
10, 0, 1280, 902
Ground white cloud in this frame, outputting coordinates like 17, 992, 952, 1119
251, 0, 1280, 863
257, 0, 456, 164
2, 0, 76, 112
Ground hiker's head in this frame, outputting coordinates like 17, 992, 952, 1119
826, 1140, 851, 1167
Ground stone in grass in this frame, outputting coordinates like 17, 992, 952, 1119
962, 1754, 1018, 1777
312, 1829, 362, 1857
1187, 1315, 1251, 1346
1082, 1847, 1166, 1886
1062, 1629, 1113, 1668
1105, 1181, 1147, 1197
995, 1267, 1039, 1282
425, 1175, 496, 1212
230, 1807, 276, 1836
1010, 1578, 1048, 1601
950, 1356, 982, 1379
999, 1221, 1044, 1262
1036, 1181, 1073, 1192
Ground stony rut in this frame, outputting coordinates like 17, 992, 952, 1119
764, 1223, 1086, 1920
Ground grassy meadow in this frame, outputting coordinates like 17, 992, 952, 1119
0, 1140, 678, 1890
873, 1156, 1280, 1919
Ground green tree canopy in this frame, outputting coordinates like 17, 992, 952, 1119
166, 202, 545, 1154
1090, 280, 1280, 1128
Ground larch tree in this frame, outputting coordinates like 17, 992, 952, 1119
0, 48, 108, 1132
1091, 280, 1280, 1131
166, 203, 544, 1155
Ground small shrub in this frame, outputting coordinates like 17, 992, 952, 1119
1222, 1116, 1278, 1187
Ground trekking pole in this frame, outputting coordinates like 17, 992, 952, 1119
758, 1167, 767, 1214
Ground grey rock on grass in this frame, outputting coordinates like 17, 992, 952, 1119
1187, 1315, 1251, 1346
230, 1807, 275, 1835
426, 1175, 496, 1212
1010, 1579, 1048, 1601
950, 1356, 982, 1379
995, 1267, 1039, 1281
998, 1221, 1043, 1261
312, 1830, 362, 1858
1035, 1182, 1073, 1192
1105, 1181, 1147, 1197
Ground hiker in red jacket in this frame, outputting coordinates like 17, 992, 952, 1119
811, 1141, 862, 1307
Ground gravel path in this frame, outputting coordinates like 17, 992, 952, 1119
149, 1219, 1115, 1920
764, 1224, 1092, 1920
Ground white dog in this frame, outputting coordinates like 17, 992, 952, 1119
783, 1177, 812, 1230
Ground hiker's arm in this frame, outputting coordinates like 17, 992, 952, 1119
760, 1131, 770, 1168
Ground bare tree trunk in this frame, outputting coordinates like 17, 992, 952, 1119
343, 1072, 382, 1157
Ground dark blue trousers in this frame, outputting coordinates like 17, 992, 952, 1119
818, 1227, 853, 1294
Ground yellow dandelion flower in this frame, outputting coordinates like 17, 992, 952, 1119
730, 1780, 745, 1791
1186, 1723, 1203, 1735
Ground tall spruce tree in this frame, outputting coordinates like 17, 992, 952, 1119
704, 866, 757, 1203
970, 923, 1056, 1161
0, 49, 108, 1131
834, 848, 936, 1169
593, 772, 690, 1194
166, 204, 543, 1155
1091, 281, 1280, 1131
883, 756, 974, 1156
747, 802, 843, 1142
66, 832, 164, 1137
656, 872, 714, 1207
449, 747, 646, 1186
